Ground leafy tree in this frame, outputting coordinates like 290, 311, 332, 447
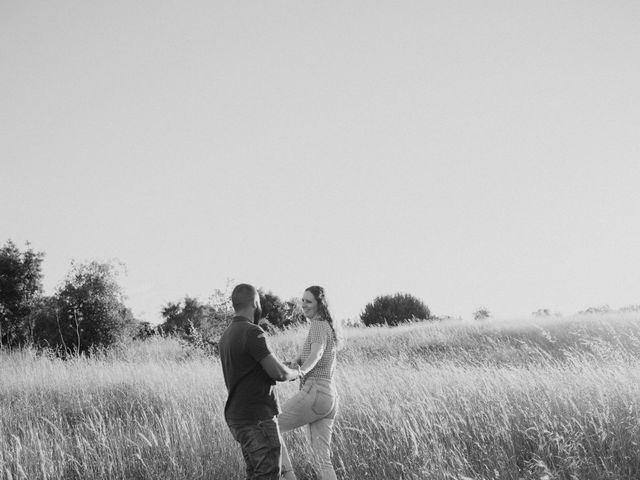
532, 308, 551, 317
31, 295, 60, 348
161, 296, 210, 334
473, 307, 491, 321
208, 281, 235, 326
0, 240, 45, 346
283, 297, 307, 328
258, 289, 287, 328
160, 295, 228, 344
51, 261, 136, 353
361, 293, 431, 327
257, 290, 307, 330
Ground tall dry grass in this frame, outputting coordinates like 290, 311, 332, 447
2, 314, 640, 479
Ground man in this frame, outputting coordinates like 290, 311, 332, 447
219, 283, 301, 480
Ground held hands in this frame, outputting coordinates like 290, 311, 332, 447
285, 361, 304, 381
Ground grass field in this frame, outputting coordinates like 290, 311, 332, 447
2, 314, 640, 479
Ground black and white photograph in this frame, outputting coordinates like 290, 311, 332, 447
2, 1, 640, 479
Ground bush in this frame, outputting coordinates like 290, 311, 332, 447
360, 293, 431, 327
579, 304, 612, 315
473, 307, 491, 321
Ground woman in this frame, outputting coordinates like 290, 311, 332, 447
279, 286, 339, 480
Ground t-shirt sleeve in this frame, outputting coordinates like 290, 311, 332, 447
308, 321, 328, 346
245, 325, 272, 362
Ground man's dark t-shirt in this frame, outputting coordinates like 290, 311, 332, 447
219, 316, 279, 425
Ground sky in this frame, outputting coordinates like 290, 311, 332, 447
2, 0, 639, 324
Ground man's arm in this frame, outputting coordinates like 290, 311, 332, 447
260, 354, 301, 382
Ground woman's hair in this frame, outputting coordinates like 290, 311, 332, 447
305, 285, 339, 345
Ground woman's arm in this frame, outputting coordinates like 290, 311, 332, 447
299, 342, 324, 376
260, 354, 302, 382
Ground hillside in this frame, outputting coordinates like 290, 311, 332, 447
1, 314, 640, 479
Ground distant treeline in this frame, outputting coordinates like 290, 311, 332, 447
4, 239, 633, 355
0, 240, 310, 354
0, 240, 437, 353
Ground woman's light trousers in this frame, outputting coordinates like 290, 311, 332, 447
279, 378, 338, 480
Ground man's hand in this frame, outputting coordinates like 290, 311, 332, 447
260, 354, 301, 382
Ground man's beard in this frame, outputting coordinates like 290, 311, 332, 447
253, 306, 262, 325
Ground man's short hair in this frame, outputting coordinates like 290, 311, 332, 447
231, 283, 257, 311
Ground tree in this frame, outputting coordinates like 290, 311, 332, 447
31, 295, 60, 348
360, 293, 431, 327
0, 240, 45, 346
258, 289, 287, 328
133, 321, 158, 340
257, 290, 307, 330
159, 295, 228, 345
473, 307, 491, 321
161, 296, 211, 334
208, 280, 235, 326
51, 260, 136, 353
282, 297, 306, 328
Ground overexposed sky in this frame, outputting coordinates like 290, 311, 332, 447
2, 1, 639, 323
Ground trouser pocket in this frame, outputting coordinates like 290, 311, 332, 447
231, 419, 282, 478
311, 387, 335, 417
